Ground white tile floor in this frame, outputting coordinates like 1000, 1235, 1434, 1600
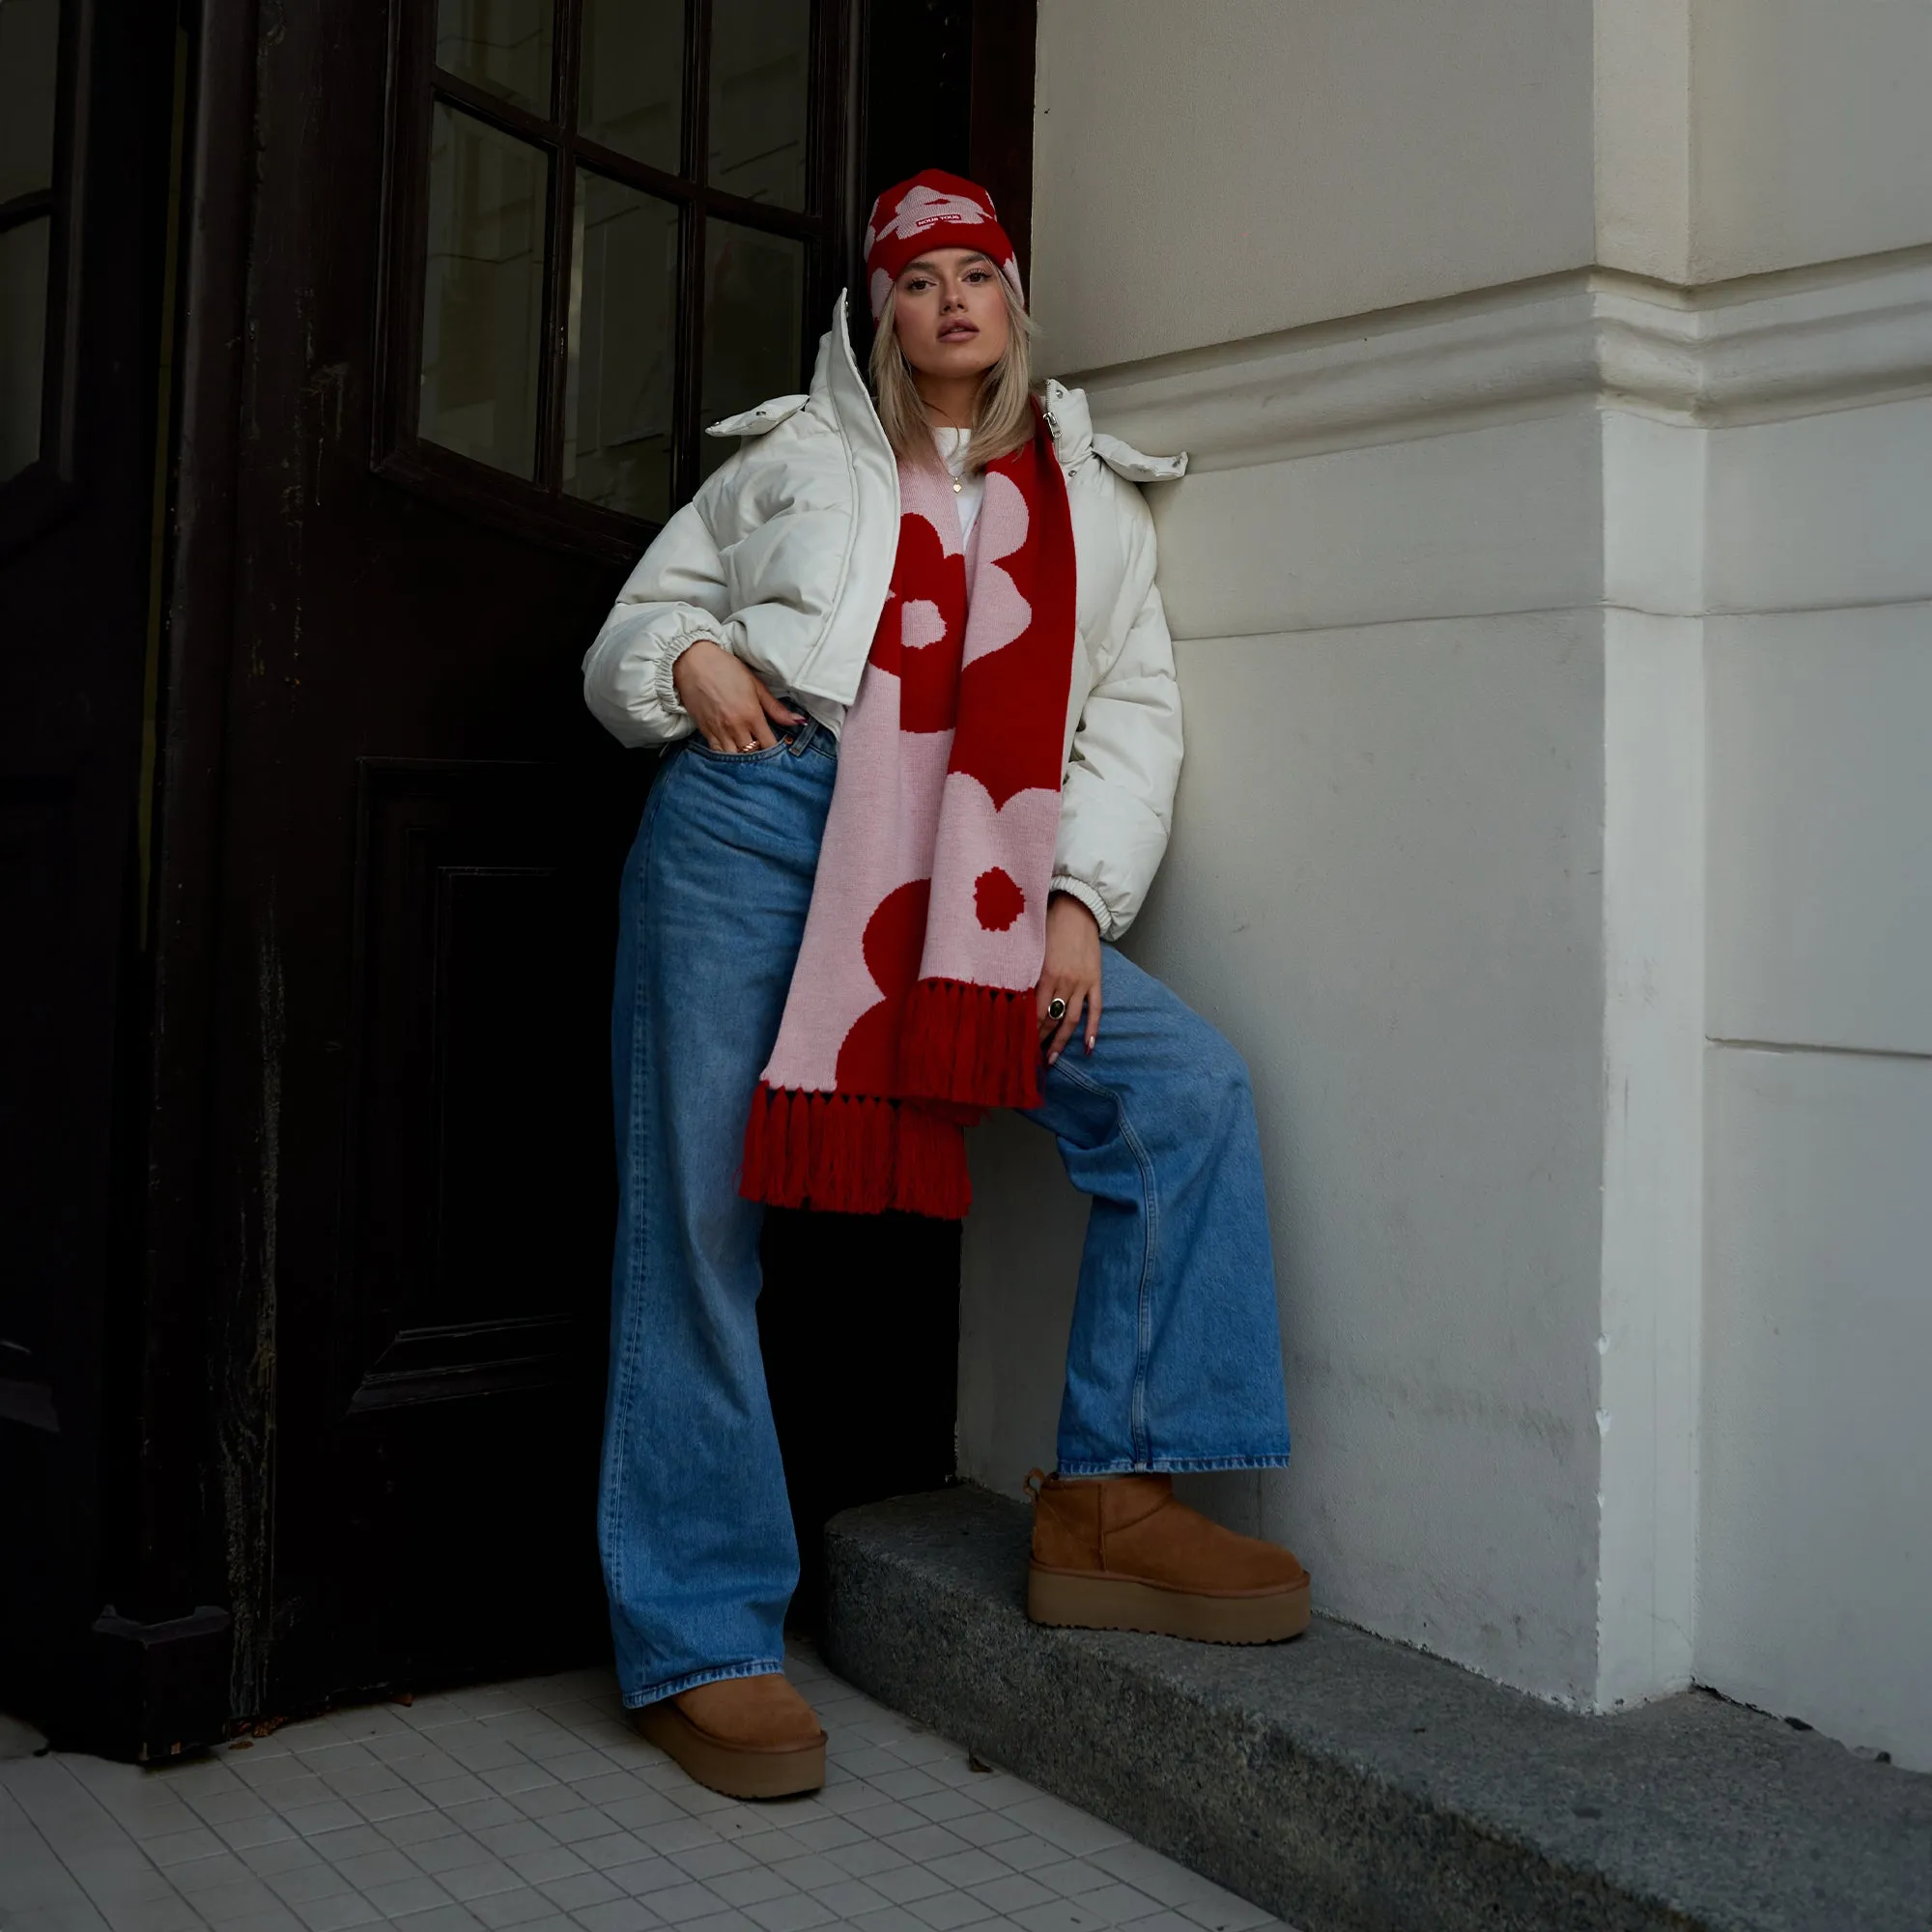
0, 1641, 1292, 1932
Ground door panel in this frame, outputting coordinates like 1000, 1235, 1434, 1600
345, 758, 610, 1409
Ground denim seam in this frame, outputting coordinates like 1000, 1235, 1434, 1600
1057, 1455, 1293, 1476
623, 1656, 789, 1710
1052, 1052, 1161, 1468
600, 766, 675, 1612
686, 737, 794, 766
682, 719, 832, 767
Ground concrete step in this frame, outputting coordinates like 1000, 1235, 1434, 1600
821, 1484, 1932, 1932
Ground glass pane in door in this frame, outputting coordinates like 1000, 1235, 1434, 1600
579, 0, 684, 173
564, 172, 677, 523
707, 0, 810, 209
435, 0, 554, 116
418, 103, 548, 479
698, 218, 803, 480
0, 0, 61, 203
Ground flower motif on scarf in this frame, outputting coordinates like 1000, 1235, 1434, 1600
871, 511, 966, 735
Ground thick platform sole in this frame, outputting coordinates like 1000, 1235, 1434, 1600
631, 1700, 826, 1800
1028, 1564, 1312, 1644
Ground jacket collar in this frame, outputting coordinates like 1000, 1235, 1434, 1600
820, 290, 893, 466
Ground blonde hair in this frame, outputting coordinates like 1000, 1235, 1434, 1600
869, 270, 1037, 472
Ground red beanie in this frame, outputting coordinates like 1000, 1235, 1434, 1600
863, 170, 1023, 322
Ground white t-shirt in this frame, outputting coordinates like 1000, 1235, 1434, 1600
932, 426, 985, 542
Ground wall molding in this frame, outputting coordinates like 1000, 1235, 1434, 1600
1066, 248, 1932, 471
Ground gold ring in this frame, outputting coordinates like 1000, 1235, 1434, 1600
1047, 996, 1067, 1023
741, 741, 756, 752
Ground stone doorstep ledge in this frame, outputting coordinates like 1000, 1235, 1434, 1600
820, 1486, 1932, 1932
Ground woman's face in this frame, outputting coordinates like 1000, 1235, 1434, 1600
890, 247, 1010, 382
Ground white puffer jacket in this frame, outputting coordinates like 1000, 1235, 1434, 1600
581, 293, 1186, 941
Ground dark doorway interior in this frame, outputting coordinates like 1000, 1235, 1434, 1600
0, 0, 1036, 1760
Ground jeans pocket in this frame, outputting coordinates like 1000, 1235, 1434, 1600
686, 735, 794, 766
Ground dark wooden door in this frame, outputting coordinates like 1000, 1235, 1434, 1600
176, 0, 869, 1719
0, 0, 185, 1749
0, 0, 1047, 1742
1, 0, 1033, 1751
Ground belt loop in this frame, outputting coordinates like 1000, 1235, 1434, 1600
787, 717, 817, 756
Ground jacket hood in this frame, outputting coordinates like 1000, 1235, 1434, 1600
1040, 380, 1187, 484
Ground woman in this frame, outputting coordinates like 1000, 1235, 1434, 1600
582, 171, 1308, 1802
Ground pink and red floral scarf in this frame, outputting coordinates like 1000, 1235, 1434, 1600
740, 406, 1076, 1219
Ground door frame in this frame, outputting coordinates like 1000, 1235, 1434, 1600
0, 0, 219, 1759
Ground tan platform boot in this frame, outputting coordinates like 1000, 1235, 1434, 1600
1026, 1470, 1312, 1643
631, 1672, 826, 1799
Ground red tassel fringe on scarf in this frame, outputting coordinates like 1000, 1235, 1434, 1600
739, 981, 1040, 1216
742, 1088, 972, 1220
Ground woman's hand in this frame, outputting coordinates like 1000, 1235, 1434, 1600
1037, 893, 1103, 1065
673, 639, 803, 752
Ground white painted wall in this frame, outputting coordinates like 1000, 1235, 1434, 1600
1706, 591, 1932, 1054
1594, 0, 1691, 281
1700, 1047, 1932, 1773
1032, 0, 1597, 370
1595, 0, 1932, 285
968, 0, 1932, 1769
1696, 400, 1932, 1768
1690, 0, 1932, 280
1034, 0, 1932, 333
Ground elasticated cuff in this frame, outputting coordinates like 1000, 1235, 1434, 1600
652, 629, 717, 722
1049, 874, 1114, 940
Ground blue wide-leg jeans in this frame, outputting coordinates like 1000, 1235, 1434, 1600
600, 725, 1293, 1706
